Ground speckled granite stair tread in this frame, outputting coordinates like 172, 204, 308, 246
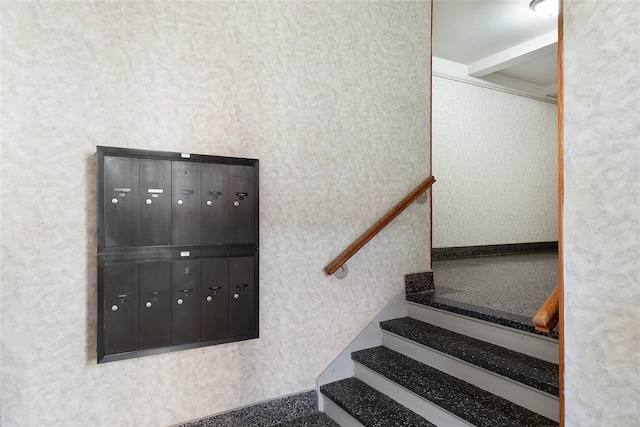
274, 412, 340, 427
406, 291, 559, 339
380, 317, 559, 396
352, 347, 558, 427
320, 377, 436, 427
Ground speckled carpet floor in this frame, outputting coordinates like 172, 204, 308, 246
432, 251, 558, 319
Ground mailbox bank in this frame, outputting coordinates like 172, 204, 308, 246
97, 146, 258, 363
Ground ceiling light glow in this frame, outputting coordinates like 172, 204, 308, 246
530, 0, 559, 18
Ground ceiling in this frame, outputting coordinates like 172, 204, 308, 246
433, 0, 559, 101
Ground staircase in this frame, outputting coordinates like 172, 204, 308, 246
318, 294, 559, 427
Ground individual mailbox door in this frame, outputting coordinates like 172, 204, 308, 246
139, 159, 171, 245
228, 165, 255, 244
201, 163, 228, 244
228, 257, 255, 337
104, 156, 139, 247
172, 259, 201, 344
172, 161, 201, 244
103, 262, 140, 354
140, 261, 171, 349
201, 258, 229, 341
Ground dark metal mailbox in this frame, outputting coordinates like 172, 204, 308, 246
172, 161, 201, 244
201, 163, 229, 244
103, 156, 139, 247
97, 146, 259, 363
229, 165, 255, 244
140, 261, 172, 349
139, 159, 172, 246
229, 256, 255, 337
103, 261, 140, 355
172, 259, 201, 345
201, 258, 229, 341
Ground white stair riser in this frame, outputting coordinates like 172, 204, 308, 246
382, 331, 560, 422
317, 295, 409, 411
354, 363, 475, 427
408, 302, 559, 363
320, 394, 365, 427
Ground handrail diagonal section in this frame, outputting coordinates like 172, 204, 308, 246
533, 284, 559, 333
324, 176, 435, 276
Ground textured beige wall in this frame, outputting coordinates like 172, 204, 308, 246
563, 1, 640, 425
432, 76, 558, 248
0, 2, 430, 425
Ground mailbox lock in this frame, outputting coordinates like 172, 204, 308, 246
177, 200, 184, 206
233, 293, 239, 299
145, 301, 152, 308
177, 298, 184, 305
111, 198, 118, 204
233, 201, 240, 207
206, 200, 212, 206
206, 295, 212, 302
146, 199, 152, 205
111, 305, 118, 312
184, 267, 189, 274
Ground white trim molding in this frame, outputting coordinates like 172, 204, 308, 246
433, 56, 558, 104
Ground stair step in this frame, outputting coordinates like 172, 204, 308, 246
352, 347, 558, 427
380, 317, 558, 396
406, 292, 558, 339
275, 412, 341, 427
407, 301, 558, 363
321, 377, 436, 427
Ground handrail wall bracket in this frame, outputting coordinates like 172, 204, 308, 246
334, 264, 349, 280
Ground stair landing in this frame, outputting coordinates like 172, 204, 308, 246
413, 251, 559, 338
429, 251, 558, 318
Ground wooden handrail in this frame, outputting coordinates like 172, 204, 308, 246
324, 176, 435, 276
533, 284, 559, 333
